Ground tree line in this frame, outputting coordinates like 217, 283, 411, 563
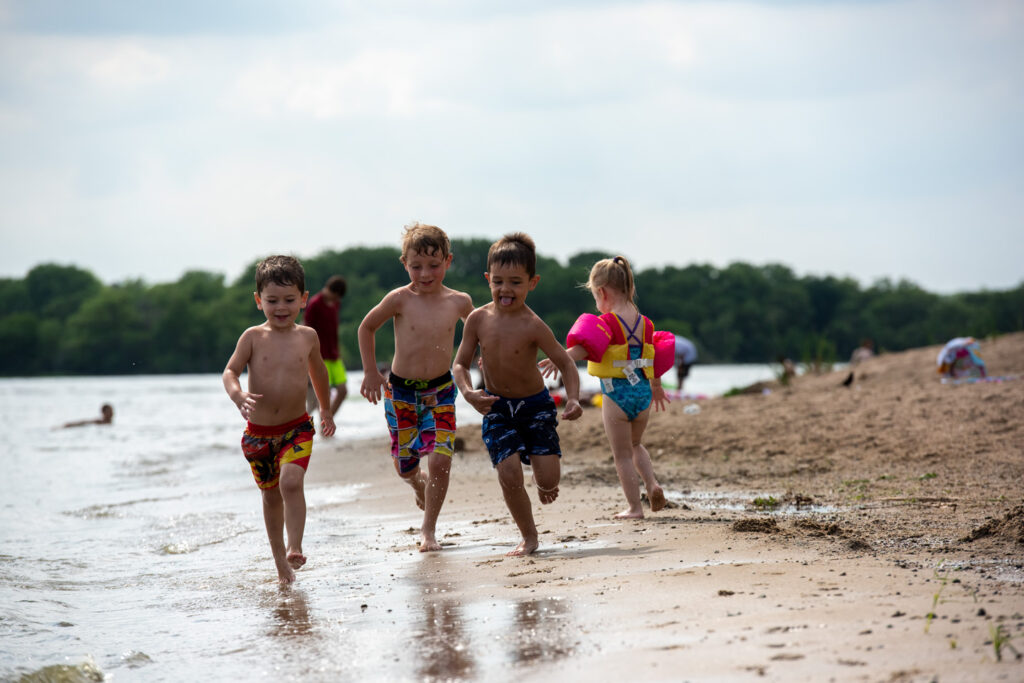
1, 239, 1021, 376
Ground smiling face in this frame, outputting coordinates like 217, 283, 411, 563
403, 248, 452, 293
486, 262, 539, 312
254, 282, 308, 329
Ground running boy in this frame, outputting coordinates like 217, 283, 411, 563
223, 255, 336, 584
452, 233, 583, 557
358, 223, 474, 552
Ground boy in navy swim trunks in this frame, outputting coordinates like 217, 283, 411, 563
358, 223, 474, 552
223, 255, 336, 584
453, 233, 582, 556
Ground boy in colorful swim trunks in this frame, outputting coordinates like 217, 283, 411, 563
453, 233, 582, 557
223, 255, 336, 584
358, 223, 474, 552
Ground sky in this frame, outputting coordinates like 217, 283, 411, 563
0, 0, 1021, 294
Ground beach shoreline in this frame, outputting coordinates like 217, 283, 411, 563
304, 332, 1024, 681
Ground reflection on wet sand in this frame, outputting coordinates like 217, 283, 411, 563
510, 598, 577, 664
409, 558, 580, 679
413, 580, 476, 680
266, 588, 314, 639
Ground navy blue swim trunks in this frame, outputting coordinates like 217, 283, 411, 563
481, 388, 561, 467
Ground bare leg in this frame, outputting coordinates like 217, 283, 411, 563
279, 463, 308, 570
602, 398, 644, 519
329, 384, 347, 417
629, 410, 664, 511
396, 460, 428, 511
261, 486, 295, 584
497, 455, 538, 555
419, 451, 451, 552
530, 453, 560, 505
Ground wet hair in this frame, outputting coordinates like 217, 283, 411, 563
487, 232, 536, 278
401, 222, 450, 262
255, 255, 306, 294
325, 275, 347, 298
588, 255, 636, 303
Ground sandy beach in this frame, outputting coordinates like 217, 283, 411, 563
308, 333, 1024, 682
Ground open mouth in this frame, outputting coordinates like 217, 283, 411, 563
500, 296, 514, 306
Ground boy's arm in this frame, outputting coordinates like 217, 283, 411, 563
452, 311, 497, 415
307, 331, 336, 436
222, 330, 262, 420
536, 320, 583, 421
357, 292, 398, 405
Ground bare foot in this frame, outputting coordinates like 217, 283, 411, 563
411, 471, 427, 511
507, 538, 539, 556
614, 508, 644, 519
286, 550, 306, 569
649, 486, 666, 512
276, 564, 296, 584
419, 535, 442, 552
536, 483, 559, 505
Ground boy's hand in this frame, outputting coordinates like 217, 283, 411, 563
651, 384, 669, 412
360, 369, 386, 405
537, 358, 559, 379
465, 389, 499, 416
320, 412, 336, 437
561, 398, 583, 421
234, 391, 262, 420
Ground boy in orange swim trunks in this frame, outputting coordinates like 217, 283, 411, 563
358, 223, 474, 552
223, 255, 336, 584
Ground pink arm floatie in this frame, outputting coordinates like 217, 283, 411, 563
566, 313, 611, 362
653, 330, 676, 377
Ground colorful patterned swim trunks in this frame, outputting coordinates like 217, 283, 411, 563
384, 371, 457, 474
241, 413, 315, 489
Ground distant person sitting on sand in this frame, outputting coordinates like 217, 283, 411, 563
674, 336, 697, 391
850, 339, 875, 366
303, 275, 349, 423
453, 232, 582, 556
542, 255, 669, 519
358, 223, 474, 553
222, 255, 336, 584
62, 403, 114, 428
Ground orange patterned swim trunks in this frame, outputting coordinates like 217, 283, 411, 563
241, 413, 315, 489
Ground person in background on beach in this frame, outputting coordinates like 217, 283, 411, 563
850, 338, 875, 366
303, 275, 348, 424
358, 223, 474, 552
453, 233, 583, 556
674, 335, 697, 393
543, 256, 668, 519
222, 255, 336, 584
62, 403, 114, 428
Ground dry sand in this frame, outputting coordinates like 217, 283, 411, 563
315, 332, 1024, 682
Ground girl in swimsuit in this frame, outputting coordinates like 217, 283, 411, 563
544, 256, 668, 518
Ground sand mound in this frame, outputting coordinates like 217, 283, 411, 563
961, 505, 1024, 545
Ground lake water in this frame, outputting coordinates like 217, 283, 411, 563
0, 365, 775, 681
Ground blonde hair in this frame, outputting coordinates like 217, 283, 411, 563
487, 232, 536, 277
400, 222, 450, 262
588, 255, 636, 303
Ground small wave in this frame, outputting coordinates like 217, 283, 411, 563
64, 495, 185, 519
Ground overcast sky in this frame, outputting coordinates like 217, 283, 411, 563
1, 0, 1021, 293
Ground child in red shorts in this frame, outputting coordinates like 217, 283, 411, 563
223, 255, 336, 584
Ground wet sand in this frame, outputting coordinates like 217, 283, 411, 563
309, 332, 1024, 681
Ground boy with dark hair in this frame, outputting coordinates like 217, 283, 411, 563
223, 254, 336, 583
453, 232, 582, 556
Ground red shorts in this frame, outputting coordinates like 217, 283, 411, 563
241, 414, 315, 489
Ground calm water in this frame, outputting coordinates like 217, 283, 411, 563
0, 365, 774, 682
